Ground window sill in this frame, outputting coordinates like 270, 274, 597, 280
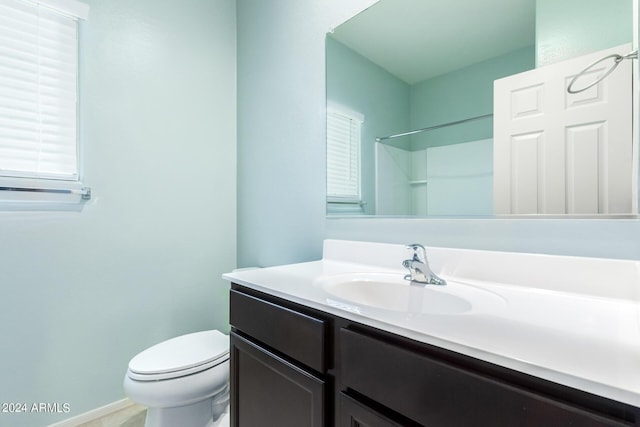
327, 199, 365, 215
0, 177, 91, 211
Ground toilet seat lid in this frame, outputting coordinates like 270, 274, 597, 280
128, 330, 229, 378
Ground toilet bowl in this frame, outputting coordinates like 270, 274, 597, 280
124, 330, 230, 427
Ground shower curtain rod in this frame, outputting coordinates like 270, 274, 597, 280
375, 113, 493, 142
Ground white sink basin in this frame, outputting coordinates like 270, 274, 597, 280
316, 272, 503, 315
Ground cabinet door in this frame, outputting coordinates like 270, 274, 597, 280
339, 393, 405, 427
230, 332, 325, 427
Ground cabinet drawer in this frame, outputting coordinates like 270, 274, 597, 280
341, 328, 629, 427
230, 289, 326, 372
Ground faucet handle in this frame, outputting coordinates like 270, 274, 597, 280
405, 243, 426, 262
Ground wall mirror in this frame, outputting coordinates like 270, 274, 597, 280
326, 0, 637, 218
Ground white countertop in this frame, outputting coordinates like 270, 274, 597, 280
223, 240, 640, 407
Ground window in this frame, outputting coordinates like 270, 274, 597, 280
326, 105, 363, 207
0, 0, 89, 205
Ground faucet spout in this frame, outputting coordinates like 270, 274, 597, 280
403, 244, 446, 286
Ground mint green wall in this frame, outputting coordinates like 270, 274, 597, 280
237, 0, 377, 267
536, 0, 633, 66
425, 139, 493, 216
0, 1, 236, 425
410, 46, 534, 151
326, 37, 410, 214
325, 41, 535, 154
237, 0, 640, 271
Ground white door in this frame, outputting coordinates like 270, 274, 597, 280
494, 44, 633, 215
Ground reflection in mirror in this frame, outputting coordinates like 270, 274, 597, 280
326, 0, 636, 218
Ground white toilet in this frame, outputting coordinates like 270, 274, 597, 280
123, 330, 230, 427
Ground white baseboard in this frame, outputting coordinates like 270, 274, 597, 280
48, 398, 137, 427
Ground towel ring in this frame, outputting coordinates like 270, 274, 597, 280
567, 50, 638, 94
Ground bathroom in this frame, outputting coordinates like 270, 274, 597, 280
0, 0, 638, 426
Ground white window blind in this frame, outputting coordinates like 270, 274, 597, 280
327, 107, 362, 202
0, 0, 82, 182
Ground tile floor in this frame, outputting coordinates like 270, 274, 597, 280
75, 404, 230, 427
74, 404, 146, 427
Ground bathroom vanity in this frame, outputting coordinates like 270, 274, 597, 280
224, 240, 640, 426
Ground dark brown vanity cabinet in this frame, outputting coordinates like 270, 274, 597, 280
229, 289, 327, 427
230, 284, 640, 427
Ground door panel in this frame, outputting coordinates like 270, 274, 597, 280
494, 43, 633, 214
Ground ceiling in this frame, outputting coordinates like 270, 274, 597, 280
330, 0, 536, 84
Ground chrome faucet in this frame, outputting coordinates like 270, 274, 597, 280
402, 243, 446, 286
